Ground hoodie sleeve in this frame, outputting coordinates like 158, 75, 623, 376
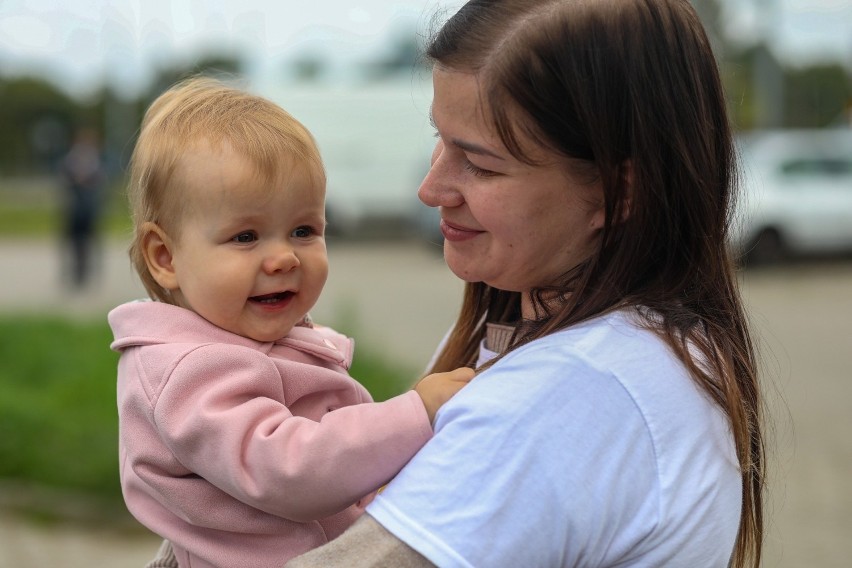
151, 343, 432, 522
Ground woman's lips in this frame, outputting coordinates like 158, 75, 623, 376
440, 219, 483, 242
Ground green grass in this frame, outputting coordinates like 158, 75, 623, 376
0, 317, 124, 505
0, 315, 411, 518
0, 203, 132, 237
0, 176, 132, 237
0, 205, 60, 235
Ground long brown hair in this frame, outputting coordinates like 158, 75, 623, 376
425, 0, 764, 565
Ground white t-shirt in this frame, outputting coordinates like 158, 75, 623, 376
368, 309, 741, 567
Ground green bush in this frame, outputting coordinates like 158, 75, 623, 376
0, 317, 122, 504
0, 315, 409, 515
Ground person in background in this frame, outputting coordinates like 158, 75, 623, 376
110, 77, 473, 568
286, 0, 766, 566
58, 126, 106, 288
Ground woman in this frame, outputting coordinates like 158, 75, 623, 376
288, 0, 764, 566
150, 0, 764, 566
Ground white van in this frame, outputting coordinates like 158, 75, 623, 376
263, 76, 436, 236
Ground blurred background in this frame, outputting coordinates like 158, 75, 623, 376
0, 0, 850, 566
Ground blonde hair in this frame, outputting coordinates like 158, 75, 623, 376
127, 76, 325, 303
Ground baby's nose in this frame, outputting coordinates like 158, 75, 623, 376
262, 246, 300, 274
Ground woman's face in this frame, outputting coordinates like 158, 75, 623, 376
419, 68, 605, 318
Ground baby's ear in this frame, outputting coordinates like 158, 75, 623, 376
141, 222, 180, 291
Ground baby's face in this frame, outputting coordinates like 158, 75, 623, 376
168, 142, 328, 342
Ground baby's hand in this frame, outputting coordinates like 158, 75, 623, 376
414, 367, 476, 424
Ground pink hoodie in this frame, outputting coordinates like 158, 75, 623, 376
109, 301, 432, 568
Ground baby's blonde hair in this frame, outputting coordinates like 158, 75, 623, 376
127, 76, 325, 303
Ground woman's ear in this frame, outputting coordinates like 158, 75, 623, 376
590, 202, 607, 231
616, 160, 633, 223
589, 160, 633, 231
141, 222, 180, 291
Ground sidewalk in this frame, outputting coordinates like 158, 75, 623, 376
0, 237, 145, 319
0, 511, 161, 568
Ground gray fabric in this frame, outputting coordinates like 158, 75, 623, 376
145, 515, 433, 568
284, 514, 435, 568
145, 539, 178, 568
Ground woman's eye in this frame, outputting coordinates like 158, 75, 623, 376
232, 231, 257, 243
463, 161, 497, 178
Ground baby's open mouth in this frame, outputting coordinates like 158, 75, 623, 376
249, 291, 294, 304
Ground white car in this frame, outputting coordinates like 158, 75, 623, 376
732, 129, 852, 265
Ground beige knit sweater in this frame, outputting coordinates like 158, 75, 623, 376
146, 515, 433, 567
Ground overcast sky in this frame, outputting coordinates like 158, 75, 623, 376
0, 0, 849, 100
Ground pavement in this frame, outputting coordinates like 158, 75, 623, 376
2, 237, 852, 566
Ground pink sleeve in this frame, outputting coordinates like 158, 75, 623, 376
152, 344, 432, 522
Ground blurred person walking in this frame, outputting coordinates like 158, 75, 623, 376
58, 126, 107, 289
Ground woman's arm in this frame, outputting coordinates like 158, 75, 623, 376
144, 515, 431, 568
284, 515, 434, 568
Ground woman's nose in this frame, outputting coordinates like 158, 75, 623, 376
418, 141, 463, 208
262, 245, 300, 274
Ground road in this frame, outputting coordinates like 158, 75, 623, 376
1, 237, 850, 566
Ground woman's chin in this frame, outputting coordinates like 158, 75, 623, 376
444, 255, 487, 286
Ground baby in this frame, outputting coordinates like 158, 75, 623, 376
109, 77, 473, 568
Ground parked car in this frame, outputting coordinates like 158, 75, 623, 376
732, 129, 852, 265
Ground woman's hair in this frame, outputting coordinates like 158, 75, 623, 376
127, 76, 325, 303
425, 0, 764, 565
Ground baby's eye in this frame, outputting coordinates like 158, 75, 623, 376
291, 226, 315, 239
232, 231, 257, 243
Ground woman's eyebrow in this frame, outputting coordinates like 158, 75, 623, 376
450, 138, 505, 160
429, 107, 505, 160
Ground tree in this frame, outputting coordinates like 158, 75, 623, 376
784, 63, 852, 128
145, 53, 246, 104
0, 77, 80, 174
